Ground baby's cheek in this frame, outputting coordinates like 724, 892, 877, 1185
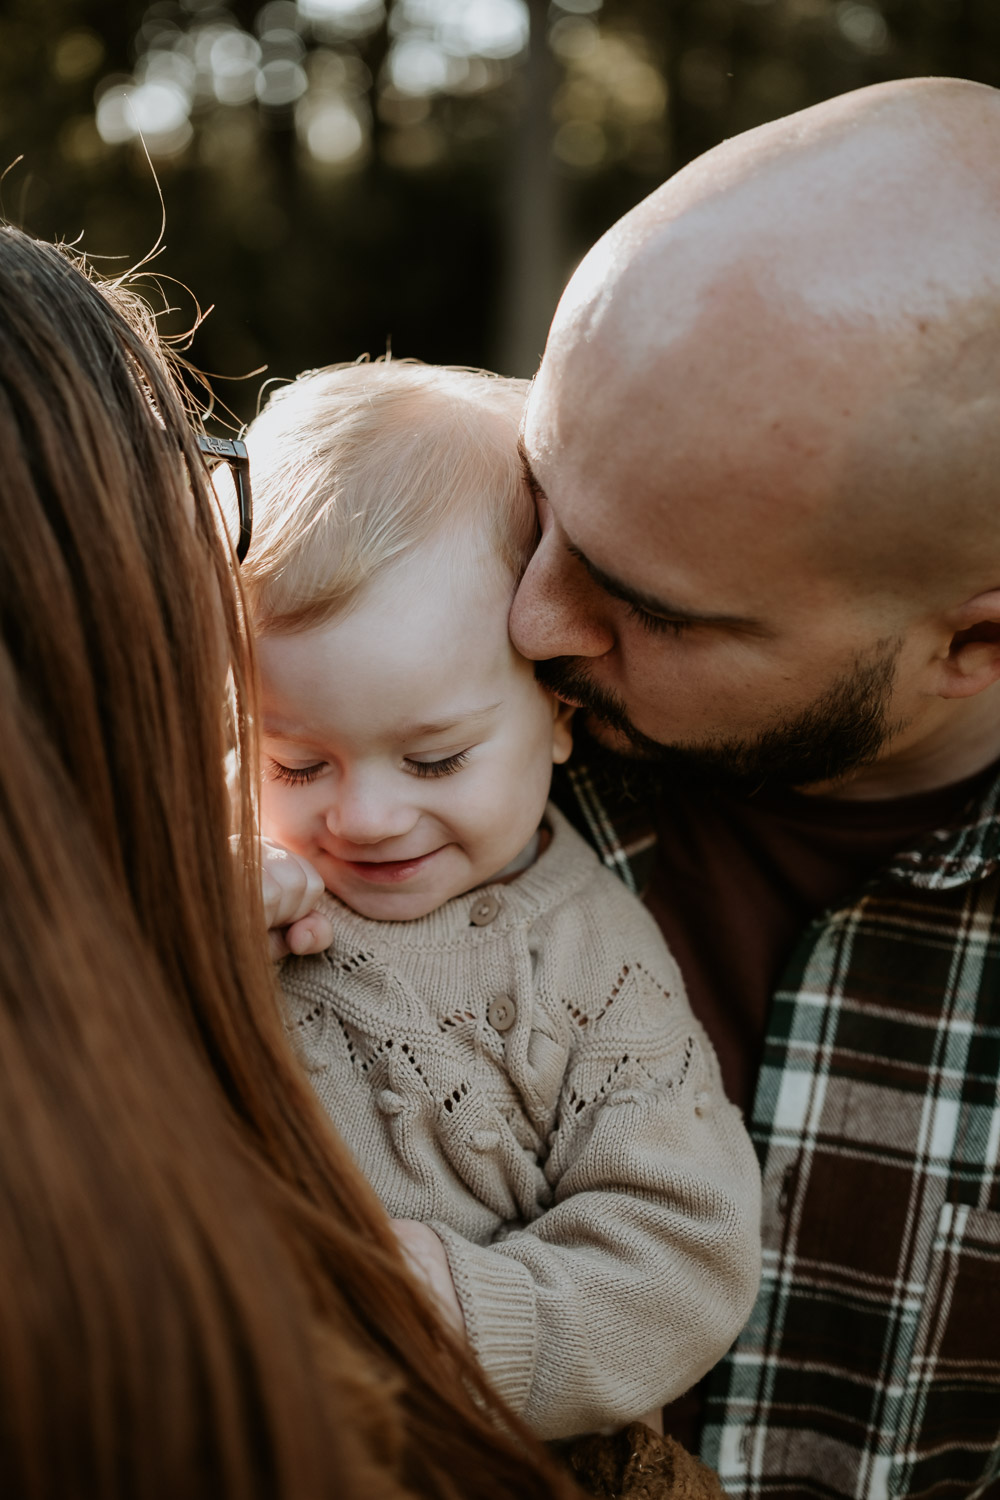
471, 778, 538, 859
438, 792, 490, 859
258, 783, 299, 845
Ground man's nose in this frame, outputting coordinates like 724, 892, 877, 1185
325, 777, 417, 847
509, 529, 614, 661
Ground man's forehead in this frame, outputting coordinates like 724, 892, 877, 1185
523, 78, 1000, 628
521, 358, 560, 456
533, 80, 1000, 435
519, 394, 842, 634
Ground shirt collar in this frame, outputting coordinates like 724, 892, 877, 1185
884, 762, 1000, 889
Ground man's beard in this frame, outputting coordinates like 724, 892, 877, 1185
536, 639, 905, 794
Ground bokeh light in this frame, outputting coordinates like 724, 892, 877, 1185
6, 0, 989, 409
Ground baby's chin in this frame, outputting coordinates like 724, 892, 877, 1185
325, 861, 479, 923
326, 858, 522, 923
333, 884, 457, 922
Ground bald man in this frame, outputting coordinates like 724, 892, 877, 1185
513, 79, 1000, 1498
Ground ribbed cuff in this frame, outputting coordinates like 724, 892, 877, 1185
431, 1223, 538, 1414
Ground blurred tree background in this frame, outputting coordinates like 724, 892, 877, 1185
1, 0, 997, 424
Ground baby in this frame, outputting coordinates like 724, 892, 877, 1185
241, 361, 761, 1442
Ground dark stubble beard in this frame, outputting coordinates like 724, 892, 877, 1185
535, 638, 906, 795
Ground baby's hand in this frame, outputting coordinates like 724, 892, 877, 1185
390, 1220, 466, 1338
252, 837, 334, 960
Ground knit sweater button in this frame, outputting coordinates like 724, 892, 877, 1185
470, 893, 501, 926
487, 996, 517, 1032
376, 1089, 406, 1115
470, 1129, 501, 1152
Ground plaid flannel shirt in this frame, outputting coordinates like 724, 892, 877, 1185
552, 760, 1000, 1500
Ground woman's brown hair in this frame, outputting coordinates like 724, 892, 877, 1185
0, 226, 579, 1500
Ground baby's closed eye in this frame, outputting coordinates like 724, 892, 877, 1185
404, 750, 471, 778
267, 759, 327, 786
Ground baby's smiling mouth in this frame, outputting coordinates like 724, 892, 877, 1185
336, 846, 449, 883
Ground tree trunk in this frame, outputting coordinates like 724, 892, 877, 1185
495, 0, 565, 378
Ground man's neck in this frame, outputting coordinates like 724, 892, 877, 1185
804, 691, 1000, 801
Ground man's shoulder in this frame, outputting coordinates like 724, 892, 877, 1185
554, 746, 1000, 900
549, 756, 661, 898
879, 765, 1000, 892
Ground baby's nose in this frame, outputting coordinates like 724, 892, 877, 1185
324, 786, 416, 847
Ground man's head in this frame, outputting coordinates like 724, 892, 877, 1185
512, 78, 1000, 794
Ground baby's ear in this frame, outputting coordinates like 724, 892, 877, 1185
551, 700, 575, 765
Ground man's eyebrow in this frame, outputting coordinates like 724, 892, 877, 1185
568, 542, 761, 631
518, 436, 546, 502
517, 435, 763, 632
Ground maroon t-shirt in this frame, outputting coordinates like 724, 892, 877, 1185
644, 761, 999, 1449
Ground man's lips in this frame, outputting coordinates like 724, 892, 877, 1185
335, 846, 447, 883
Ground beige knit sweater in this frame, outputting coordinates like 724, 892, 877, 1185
280, 804, 761, 1440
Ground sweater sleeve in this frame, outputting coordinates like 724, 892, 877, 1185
433, 892, 762, 1440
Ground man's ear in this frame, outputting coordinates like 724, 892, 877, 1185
551, 700, 575, 764
936, 589, 1000, 699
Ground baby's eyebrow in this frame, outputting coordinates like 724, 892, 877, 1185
397, 703, 502, 739
260, 719, 316, 743
260, 705, 504, 745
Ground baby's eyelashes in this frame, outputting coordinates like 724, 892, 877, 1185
266, 759, 327, 787
263, 744, 478, 787
404, 750, 472, 779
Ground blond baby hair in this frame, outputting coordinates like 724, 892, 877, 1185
240, 359, 535, 633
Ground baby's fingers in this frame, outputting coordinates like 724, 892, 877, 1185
265, 900, 331, 960
285, 910, 334, 956
259, 839, 325, 928
268, 926, 292, 962
390, 1220, 466, 1337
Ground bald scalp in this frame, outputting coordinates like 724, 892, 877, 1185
534, 78, 1000, 612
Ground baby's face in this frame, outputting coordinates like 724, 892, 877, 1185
257, 541, 572, 921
